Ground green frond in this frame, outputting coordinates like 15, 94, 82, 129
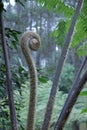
71, 0, 87, 50
77, 41, 87, 57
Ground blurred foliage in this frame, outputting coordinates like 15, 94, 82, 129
0, 24, 28, 129
59, 63, 74, 93
0, 97, 10, 130
37, 0, 74, 16
38, 0, 87, 57
38, 63, 75, 93
18, 80, 68, 129
80, 87, 87, 114
77, 41, 87, 57
14, 80, 87, 129
5, 28, 21, 50
51, 20, 66, 47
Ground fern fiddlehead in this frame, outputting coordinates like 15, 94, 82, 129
20, 31, 41, 130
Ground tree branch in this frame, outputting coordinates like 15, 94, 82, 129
54, 57, 87, 130
0, 11, 18, 130
42, 0, 84, 129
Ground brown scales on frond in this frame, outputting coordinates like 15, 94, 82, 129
20, 31, 41, 130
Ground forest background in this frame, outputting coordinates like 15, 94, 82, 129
0, 0, 87, 130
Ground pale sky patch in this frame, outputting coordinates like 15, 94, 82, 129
10, 0, 15, 6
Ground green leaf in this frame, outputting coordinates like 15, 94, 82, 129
5, 28, 21, 50
45, 0, 58, 11
77, 42, 87, 57
81, 108, 87, 113
80, 91, 87, 96
39, 76, 48, 83
18, 66, 27, 73
52, 20, 66, 47
71, 0, 87, 49
12, 40, 18, 50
